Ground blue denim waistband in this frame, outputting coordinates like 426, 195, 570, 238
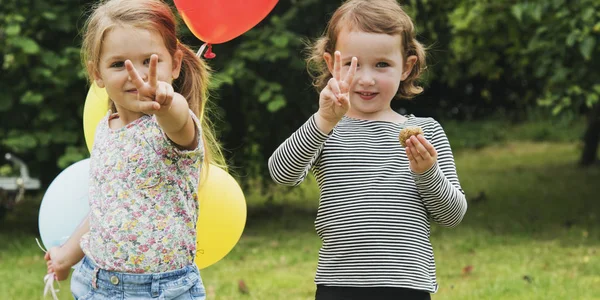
80, 256, 199, 292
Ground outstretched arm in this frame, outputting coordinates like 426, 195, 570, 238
125, 54, 198, 150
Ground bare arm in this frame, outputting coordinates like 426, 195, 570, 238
155, 93, 198, 150
45, 216, 89, 280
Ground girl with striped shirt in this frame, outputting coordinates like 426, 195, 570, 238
268, 1, 467, 299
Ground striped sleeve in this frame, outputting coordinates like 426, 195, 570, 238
411, 119, 468, 227
268, 114, 330, 186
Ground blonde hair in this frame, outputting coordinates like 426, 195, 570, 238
307, 0, 426, 99
81, 0, 226, 170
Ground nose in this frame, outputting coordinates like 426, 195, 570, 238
356, 68, 375, 86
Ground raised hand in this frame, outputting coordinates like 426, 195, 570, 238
405, 134, 438, 174
317, 51, 357, 125
125, 54, 175, 115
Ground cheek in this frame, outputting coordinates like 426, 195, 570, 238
378, 74, 402, 93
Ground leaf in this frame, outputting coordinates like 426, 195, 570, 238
267, 95, 286, 112
20, 91, 44, 105
5, 24, 21, 36
585, 93, 599, 108
511, 4, 523, 23
552, 104, 563, 115
258, 90, 272, 103
579, 36, 596, 60
12, 37, 40, 54
566, 31, 578, 47
238, 279, 250, 294
270, 35, 289, 48
42, 12, 57, 20
461, 265, 473, 276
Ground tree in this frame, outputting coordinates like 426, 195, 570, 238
434, 0, 600, 165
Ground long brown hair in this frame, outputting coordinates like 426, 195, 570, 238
307, 0, 427, 99
81, 0, 225, 170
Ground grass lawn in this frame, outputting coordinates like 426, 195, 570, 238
1, 141, 599, 299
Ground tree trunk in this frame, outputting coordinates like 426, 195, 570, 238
580, 102, 600, 166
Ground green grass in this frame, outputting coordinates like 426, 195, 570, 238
1, 141, 599, 299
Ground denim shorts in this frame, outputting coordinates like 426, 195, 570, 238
71, 256, 206, 300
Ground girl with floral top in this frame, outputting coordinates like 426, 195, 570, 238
43, 0, 225, 299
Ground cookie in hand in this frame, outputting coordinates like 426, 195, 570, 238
399, 126, 424, 147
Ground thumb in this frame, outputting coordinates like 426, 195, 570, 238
44, 251, 51, 261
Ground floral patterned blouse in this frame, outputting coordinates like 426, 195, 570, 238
80, 111, 203, 273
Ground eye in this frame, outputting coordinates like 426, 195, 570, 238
376, 62, 390, 68
109, 61, 124, 68
144, 58, 151, 65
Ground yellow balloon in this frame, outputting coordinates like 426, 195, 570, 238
195, 164, 247, 269
83, 82, 109, 153
83, 85, 247, 269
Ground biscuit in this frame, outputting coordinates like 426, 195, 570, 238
398, 126, 424, 147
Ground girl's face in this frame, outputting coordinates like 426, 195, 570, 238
325, 28, 416, 121
91, 25, 182, 118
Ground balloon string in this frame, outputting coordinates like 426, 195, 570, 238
37, 238, 60, 300
196, 43, 216, 59
36, 238, 47, 253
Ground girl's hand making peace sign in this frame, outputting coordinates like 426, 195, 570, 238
125, 54, 174, 115
317, 51, 358, 126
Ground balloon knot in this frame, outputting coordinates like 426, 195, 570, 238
204, 44, 216, 59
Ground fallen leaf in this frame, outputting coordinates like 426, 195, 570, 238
462, 265, 473, 276
238, 279, 250, 294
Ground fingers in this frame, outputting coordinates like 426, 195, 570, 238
138, 99, 160, 112
125, 60, 145, 89
333, 51, 342, 81
155, 82, 174, 106
148, 54, 158, 88
417, 134, 437, 157
328, 78, 342, 96
406, 134, 438, 174
343, 57, 358, 86
327, 78, 343, 106
406, 139, 425, 161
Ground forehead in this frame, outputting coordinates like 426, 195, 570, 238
336, 29, 403, 59
100, 25, 166, 59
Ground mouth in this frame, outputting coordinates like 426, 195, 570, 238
355, 91, 378, 100
125, 89, 138, 94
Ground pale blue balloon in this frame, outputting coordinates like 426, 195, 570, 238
38, 158, 90, 268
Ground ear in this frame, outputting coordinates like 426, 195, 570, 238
323, 52, 334, 75
171, 49, 183, 79
87, 61, 104, 88
401, 55, 418, 81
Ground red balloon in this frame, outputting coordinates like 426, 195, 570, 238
174, 0, 279, 44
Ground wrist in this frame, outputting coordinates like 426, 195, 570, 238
314, 112, 340, 134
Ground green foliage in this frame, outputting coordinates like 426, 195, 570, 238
0, 0, 93, 183
439, 0, 600, 115
1, 0, 598, 183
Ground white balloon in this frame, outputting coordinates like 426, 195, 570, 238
38, 158, 90, 267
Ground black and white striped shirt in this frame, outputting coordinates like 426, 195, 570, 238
268, 114, 467, 293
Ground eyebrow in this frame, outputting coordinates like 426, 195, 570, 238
104, 53, 159, 62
